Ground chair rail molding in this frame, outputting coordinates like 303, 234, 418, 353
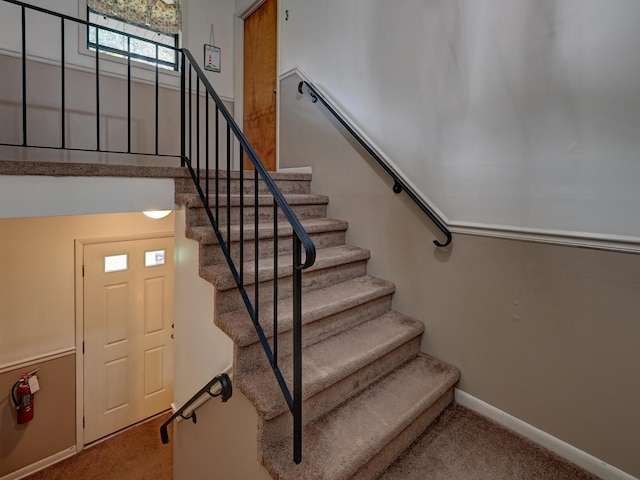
282, 67, 640, 255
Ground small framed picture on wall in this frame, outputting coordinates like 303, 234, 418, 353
204, 44, 221, 73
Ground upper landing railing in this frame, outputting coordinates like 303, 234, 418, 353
0, 0, 181, 158
298, 79, 452, 247
1, 0, 314, 465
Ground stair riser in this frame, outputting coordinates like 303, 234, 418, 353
175, 177, 311, 195
186, 204, 327, 228
198, 230, 347, 267
214, 261, 369, 315
256, 338, 422, 446
351, 389, 455, 480
234, 295, 393, 376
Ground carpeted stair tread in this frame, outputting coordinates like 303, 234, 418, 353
175, 192, 329, 208
200, 244, 370, 291
186, 217, 348, 245
236, 311, 425, 420
176, 171, 463, 478
262, 353, 460, 480
216, 275, 396, 348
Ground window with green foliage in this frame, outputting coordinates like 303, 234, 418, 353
86, 0, 181, 70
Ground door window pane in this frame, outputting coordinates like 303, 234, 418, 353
145, 250, 166, 267
104, 254, 128, 273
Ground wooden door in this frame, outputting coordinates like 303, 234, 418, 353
243, 0, 277, 171
83, 237, 174, 444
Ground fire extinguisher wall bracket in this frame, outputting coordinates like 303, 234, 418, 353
10, 379, 21, 410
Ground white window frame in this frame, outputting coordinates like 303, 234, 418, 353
76, 0, 183, 84
87, 8, 179, 71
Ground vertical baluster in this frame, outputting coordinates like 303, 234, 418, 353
127, 36, 131, 153
188, 66, 192, 165
60, 18, 65, 149
155, 44, 159, 156
21, 6, 26, 146
215, 106, 219, 222
226, 125, 231, 257
196, 79, 200, 183
205, 92, 209, 203
95, 28, 100, 151
254, 169, 259, 327
273, 203, 278, 368
293, 236, 303, 464
240, 148, 244, 287
180, 52, 185, 167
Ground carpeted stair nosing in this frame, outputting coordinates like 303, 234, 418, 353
186, 217, 349, 245
200, 244, 370, 291
261, 353, 460, 480
216, 275, 396, 348
236, 311, 425, 420
175, 192, 329, 209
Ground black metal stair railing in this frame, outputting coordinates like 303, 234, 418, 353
160, 373, 233, 444
1, 0, 315, 464
179, 49, 314, 465
298, 80, 452, 247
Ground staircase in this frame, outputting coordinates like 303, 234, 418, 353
175, 170, 460, 479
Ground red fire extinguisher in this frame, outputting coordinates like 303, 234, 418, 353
11, 374, 35, 424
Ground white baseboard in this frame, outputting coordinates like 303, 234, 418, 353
455, 390, 638, 480
1, 446, 76, 480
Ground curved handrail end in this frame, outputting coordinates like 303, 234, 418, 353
433, 231, 452, 248
218, 373, 233, 402
160, 425, 169, 444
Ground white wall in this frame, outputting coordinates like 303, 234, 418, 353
280, 0, 640, 239
174, 208, 262, 479
0, 176, 174, 218
173, 208, 232, 407
0, 0, 235, 99
185, 0, 235, 99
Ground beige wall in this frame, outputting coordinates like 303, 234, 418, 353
173, 386, 271, 480
0, 354, 76, 477
0, 211, 174, 477
0, 212, 173, 371
280, 73, 640, 478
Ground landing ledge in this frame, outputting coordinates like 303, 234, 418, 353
0, 160, 189, 179
0, 160, 314, 182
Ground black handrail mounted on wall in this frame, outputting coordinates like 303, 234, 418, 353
1, 0, 314, 465
298, 80, 452, 247
160, 373, 232, 444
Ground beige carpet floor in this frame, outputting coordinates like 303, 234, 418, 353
21, 405, 601, 480
23, 413, 172, 480
379, 404, 600, 480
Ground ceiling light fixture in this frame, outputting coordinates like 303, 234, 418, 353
143, 210, 172, 219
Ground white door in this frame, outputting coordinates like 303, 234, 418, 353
83, 237, 174, 444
